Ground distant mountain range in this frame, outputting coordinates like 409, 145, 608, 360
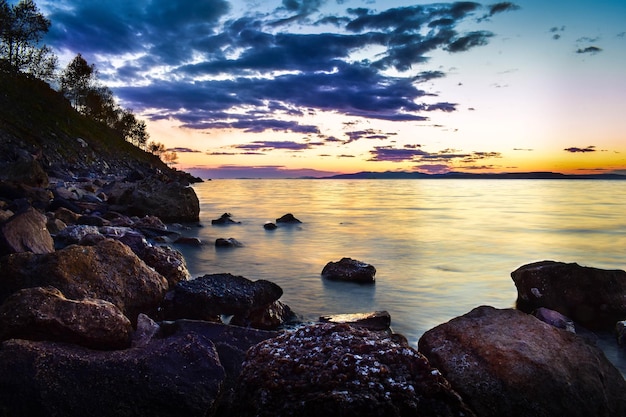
323, 171, 626, 180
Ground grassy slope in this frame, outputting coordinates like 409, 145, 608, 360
0, 72, 168, 177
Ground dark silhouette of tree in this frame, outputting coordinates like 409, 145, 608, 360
0, 0, 56, 79
60, 53, 95, 110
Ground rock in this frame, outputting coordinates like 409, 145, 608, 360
77, 214, 107, 227
215, 237, 242, 247
511, 260, 626, 329
0, 207, 54, 256
321, 257, 376, 284
418, 306, 626, 417
0, 239, 169, 323
54, 206, 80, 225
0, 181, 52, 210
211, 212, 241, 225
319, 311, 391, 331
55, 224, 101, 245
45, 215, 67, 234
131, 313, 161, 348
139, 244, 190, 288
106, 179, 200, 223
0, 286, 131, 350
0, 326, 225, 417
617, 321, 626, 346
132, 215, 168, 236
230, 300, 297, 330
231, 323, 474, 417
163, 273, 283, 321
2, 157, 48, 187
532, 307, 576, 332
175, 236, 203, 246
263, 222, 277, 230
276, 213, 301, 223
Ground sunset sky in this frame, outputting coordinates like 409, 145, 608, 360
33, 0, 626, 178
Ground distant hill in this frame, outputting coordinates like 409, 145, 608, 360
325, 171, 626, 180
0, 72, 172, 181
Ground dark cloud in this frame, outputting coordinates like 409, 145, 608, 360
576, 46, 602, 54
167, 147, 201, 153
235, 140, 313, 151
564, 146, 596, 153
185, 165, 339, 179
344, 129, 396, 144
369, 146, 501, 170
41, 0, 517, 137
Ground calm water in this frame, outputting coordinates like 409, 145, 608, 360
173, 179, 626, 374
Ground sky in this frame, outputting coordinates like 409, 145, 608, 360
28, 0, 626, 178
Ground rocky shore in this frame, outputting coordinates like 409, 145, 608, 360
1, 157, 626, 416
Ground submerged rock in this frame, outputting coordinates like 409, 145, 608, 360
230, 300, 296, 330
0, 286, 131, 350
211, 213, 241, 225
419, 306, 626, 417
215, 237, 243, 247
275, 213, 301, 223
231, 323, 474, 417
263, 222, 277, 230
511, 260, 626, 329
321, 257, 376, 284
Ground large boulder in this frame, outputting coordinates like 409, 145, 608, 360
321, 257, 376, 284
0, 286, 131, 350
106, 179, 200, 223
162, 273, 283, 321
511, 261, 626, 329
0, 239, 169, 323
230, 300, 297, 330
418, 306, 626, 417
0, 207, 54, 256
0, 327, 225, 417
231, 323, 474, 417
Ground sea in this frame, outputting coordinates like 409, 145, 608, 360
172, 179, 626, 376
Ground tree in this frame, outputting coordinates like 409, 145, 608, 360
60, 53, 95, 110
0, 0, 57, 79
115, 109, 149, 148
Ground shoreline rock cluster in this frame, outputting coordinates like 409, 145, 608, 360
1, 168, 626, 415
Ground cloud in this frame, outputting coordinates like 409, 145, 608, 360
369, 146, 501, 171
167, 147, 201, 153
576, 46, 602, 54
564, 146, 596, 153
234, 140, 313, 151
42, 0, 518, 138
184, 164, 339, 179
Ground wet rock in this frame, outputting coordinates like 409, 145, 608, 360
320, 311, 391, 331
263, 222, 277, 230
275, 213, 301, 223
215, 237, 243, 247
211, 212, 241, 225
0, 207, 54, 256
163, 273, 283, 321
175, 236, 202, 246
0, 286, 131, 350
0, 239, 169, 323
419, 306, 626, 417
321, 257, 376, 284
0, 326, 225, 417
231, 323, 474, 417
230, 300, 297, 330
511, 260, 626, 329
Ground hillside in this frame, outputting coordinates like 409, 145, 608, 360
0, 72, 173, 181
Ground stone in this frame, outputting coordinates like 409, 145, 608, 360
0, 286, 131, 350
0, 327, 225, 417
106, 179, 200, 223
230, 300, 297, 330
211, 212, 241, 225
55, 224, 101, 245
2, 157, 48, 187
215, 237, 243, 247
275, 213, 301, 223
139, 244, 190, 288
321, 257, 376, 284
77, 214, 107, 227
231, 323, 474, 417
532, 307, 576, 332
511, 260, 626, 329
0, 207, 54, 256
263, 222, 277, 230
0, 239, 169, 324
54, 206, 81, 225
319, 311, 391, 331
163, 273, 283, 321
175, 236, 203, 246
418, 306, 626, 417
